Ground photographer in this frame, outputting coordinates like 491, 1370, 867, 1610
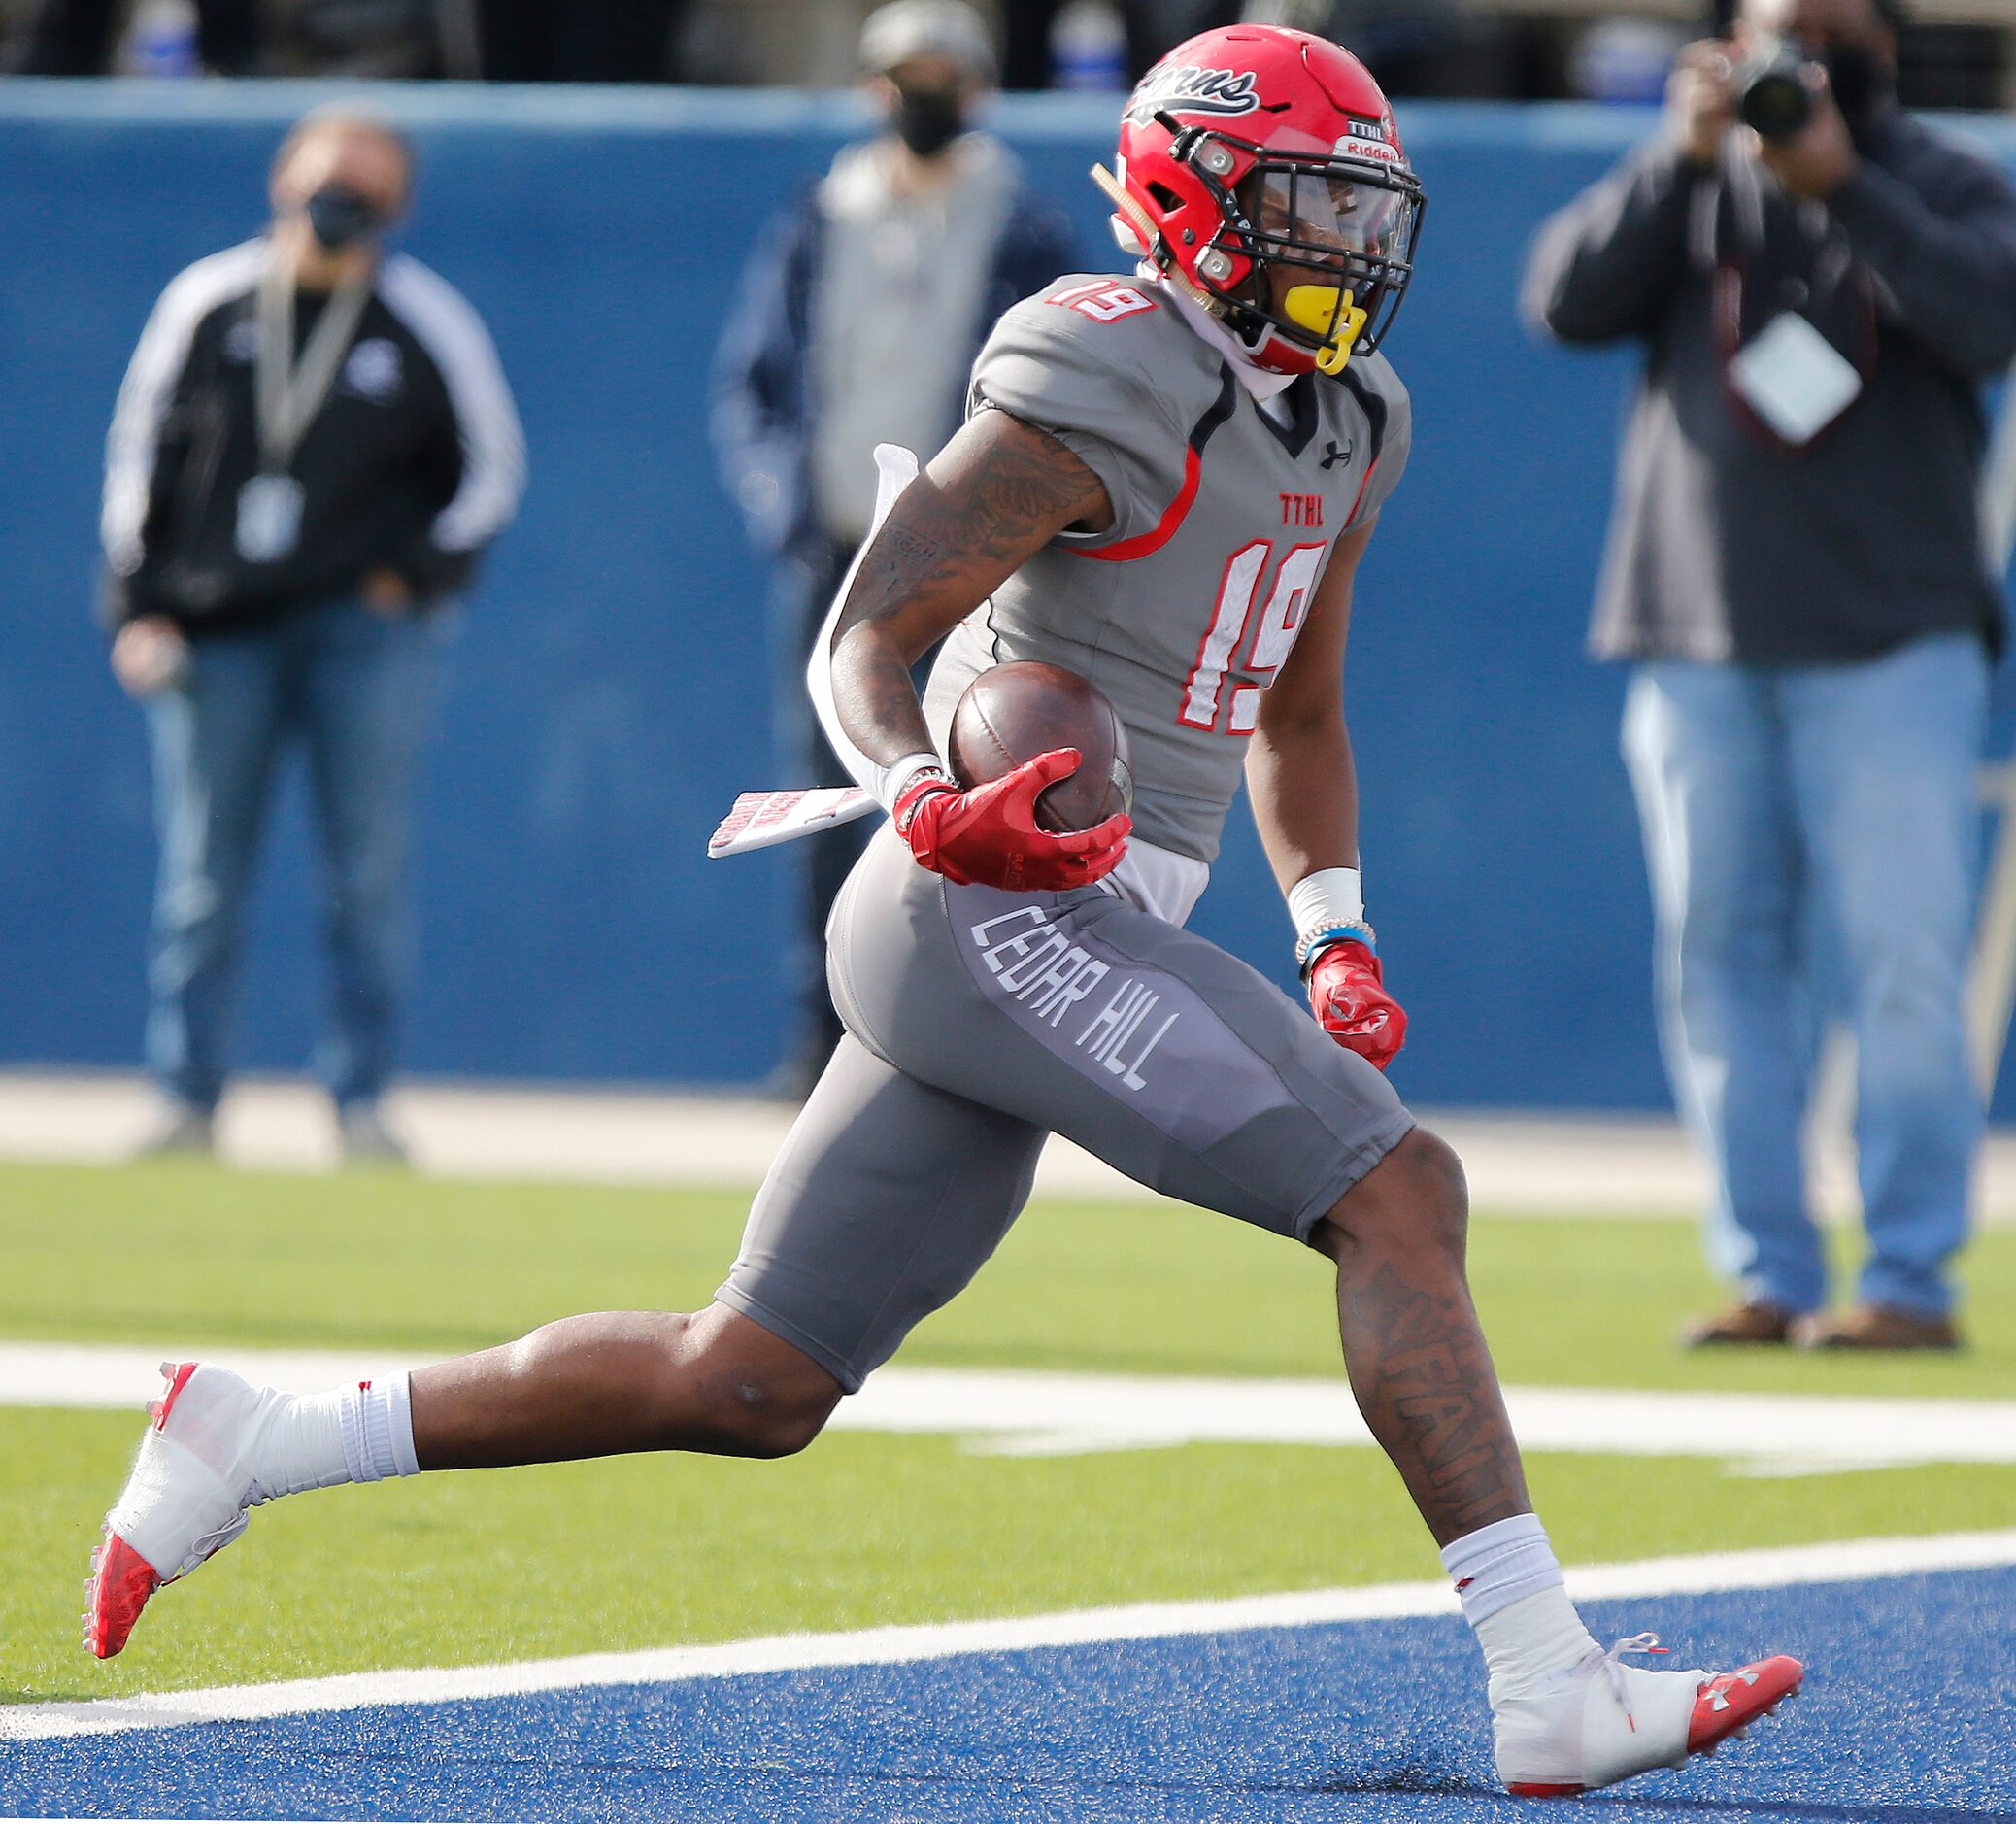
1525, 0, 2016, 1350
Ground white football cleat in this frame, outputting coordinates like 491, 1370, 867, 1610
84, 1362, 272, 1659
1493, 1633, 1804, 1797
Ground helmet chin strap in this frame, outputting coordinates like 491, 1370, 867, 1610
1091, 163, 1222, 317
1092, 163, 1371, 377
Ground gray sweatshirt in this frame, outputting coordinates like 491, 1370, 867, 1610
1525, 109, 2016, 666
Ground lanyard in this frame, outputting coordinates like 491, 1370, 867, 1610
253, 248, 372, 476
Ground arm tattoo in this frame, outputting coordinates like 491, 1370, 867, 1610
840, 411, 1104, 630
887, 524, 943, 565
846, 523, 948, 632
827, 412, 1109, 766
957, 409, 1108, 561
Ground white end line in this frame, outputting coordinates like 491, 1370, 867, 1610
7, 1527, 2014, 1745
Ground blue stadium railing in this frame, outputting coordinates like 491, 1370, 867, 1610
3, 84, 2010, 1108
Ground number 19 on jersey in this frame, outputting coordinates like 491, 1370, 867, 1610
1179, 540, 1327, 734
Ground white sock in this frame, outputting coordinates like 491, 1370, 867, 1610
252, 1372, 420, 1499
1440, 1514, 1598, 1693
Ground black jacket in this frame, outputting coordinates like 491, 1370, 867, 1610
102, 239, 525, 633
1525, 110, 2016, 665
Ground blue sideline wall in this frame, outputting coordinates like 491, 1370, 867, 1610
2, 84, 2012, 1108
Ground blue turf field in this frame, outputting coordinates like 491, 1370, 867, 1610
6, 1566, 2012, 1821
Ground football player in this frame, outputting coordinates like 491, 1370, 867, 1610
85, 26, 1800, 1797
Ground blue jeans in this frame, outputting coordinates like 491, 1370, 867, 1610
145, 599, 443, 1114
1623, 633, 1988, 1319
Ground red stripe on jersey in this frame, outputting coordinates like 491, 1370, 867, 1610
1344, 456, 1381, 527
1079, 446, 1202, 564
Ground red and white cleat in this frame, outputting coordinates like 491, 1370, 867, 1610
1495, 1634, 1804, 1797
83, 1362, 270, 1659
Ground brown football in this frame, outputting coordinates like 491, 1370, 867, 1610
948, 660, 1134, 834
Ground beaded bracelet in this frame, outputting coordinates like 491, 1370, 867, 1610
1296, 918, 1378, 981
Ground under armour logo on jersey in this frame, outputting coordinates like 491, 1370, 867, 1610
1321, 439, 1354, 470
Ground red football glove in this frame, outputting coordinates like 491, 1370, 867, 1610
1307, 938, 1406, 1072
892, 749, 1130, 893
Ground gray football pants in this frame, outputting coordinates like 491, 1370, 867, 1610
717, 828, 1415, 1391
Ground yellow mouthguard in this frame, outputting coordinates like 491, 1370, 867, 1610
1283, 285, 1369, 375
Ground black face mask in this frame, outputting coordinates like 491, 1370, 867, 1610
890, 84, 964, 159
303, 183, 386, 252
1822, 41, 1893, 132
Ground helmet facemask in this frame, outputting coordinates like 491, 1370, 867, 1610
1181, 131, 1424, 375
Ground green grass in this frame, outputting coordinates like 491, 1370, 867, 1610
5, 1159, 2012, 1396
4, 1159, 2014, 1706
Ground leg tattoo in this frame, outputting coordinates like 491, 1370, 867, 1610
1335, 1259, 1530, 1543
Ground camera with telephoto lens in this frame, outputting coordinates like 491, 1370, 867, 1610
1734, 37, 1814, 140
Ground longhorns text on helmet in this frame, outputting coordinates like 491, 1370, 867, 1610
1092, 25, 1427, 380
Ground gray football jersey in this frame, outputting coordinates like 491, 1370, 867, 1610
921, 272, 1412, 865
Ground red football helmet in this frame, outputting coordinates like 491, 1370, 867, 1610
1093, 25, 1425, 378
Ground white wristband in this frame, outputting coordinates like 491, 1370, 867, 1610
875, 750, 951, 816
1290, 866, 1373, 974
1287, 866, 1363, 935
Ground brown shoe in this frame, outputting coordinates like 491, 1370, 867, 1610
1792, 1304, 1962, 1351
1682, 1300, 1794, 1348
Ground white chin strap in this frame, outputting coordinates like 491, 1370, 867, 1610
1091, 162, 1220, 317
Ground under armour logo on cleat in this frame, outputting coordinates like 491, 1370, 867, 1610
1321, 438, 1353, 469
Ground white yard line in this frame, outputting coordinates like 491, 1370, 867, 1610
14, 1067, 2014, 1222
7, 1528, 2014, 1744
10, 1342, 2016, 1476
843, 1368, 2016, 1478
0, 1344, 435, 1411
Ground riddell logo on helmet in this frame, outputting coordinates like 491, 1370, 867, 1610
1335, 134, 1404, 165
1336, 116, 1402, 162
1122, 64, 1261, 125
